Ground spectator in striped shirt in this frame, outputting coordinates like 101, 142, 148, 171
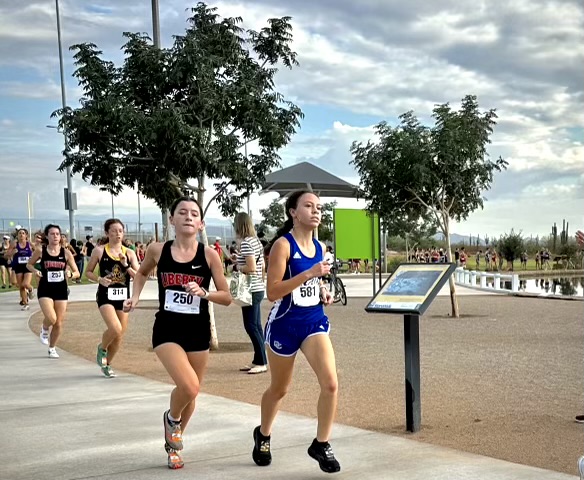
234, 212, 268, 374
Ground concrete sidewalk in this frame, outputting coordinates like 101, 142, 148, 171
0, 283, 576, 480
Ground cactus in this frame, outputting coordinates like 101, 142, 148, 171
552, 222, 557, 252
560, 219, 569, 246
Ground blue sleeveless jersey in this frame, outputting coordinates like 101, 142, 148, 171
267, 232, 326, 325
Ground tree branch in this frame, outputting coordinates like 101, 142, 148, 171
203, 180, 233, 217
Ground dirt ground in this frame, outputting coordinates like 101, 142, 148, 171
29, 295, 584, 475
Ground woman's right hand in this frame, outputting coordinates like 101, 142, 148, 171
308, 261, 331, 278
123, 297, 138, 312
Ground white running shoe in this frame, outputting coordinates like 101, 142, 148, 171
48, 348, 59, 359
39, 327, 50, 345
578, 455, 584, 480
28, 288, 35, 300
21, 304, 29, 311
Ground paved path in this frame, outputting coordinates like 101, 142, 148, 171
0, 281, 576, 480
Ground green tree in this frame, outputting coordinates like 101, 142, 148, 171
258, 199, 285, 234
54, 3, 303, 349
350, 95, 507, 317
498, 229, 524, 271
318, 201, 336, 242
54, 2, 302, 240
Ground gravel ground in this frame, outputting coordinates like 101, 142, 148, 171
30, 295, 584, 474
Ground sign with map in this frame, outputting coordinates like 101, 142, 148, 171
365, 263, 456, 315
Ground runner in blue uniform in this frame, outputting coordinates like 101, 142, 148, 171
27, 224, 80, 358
124, 197, 231, 469
252, 190, 340, 474
85, 219, 140, 378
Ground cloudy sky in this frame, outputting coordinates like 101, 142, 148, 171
0, 0, 582, 239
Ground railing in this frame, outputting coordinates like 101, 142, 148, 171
454, 267, 520, 293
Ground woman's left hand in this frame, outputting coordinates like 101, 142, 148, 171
321, 288, 333, 306
185, 281, 206, 297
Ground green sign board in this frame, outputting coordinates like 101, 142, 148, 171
333, 209, 379, 260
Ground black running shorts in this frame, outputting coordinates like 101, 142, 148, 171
152, 315, 211, 352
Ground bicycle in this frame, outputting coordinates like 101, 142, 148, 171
327, 266, 347, 306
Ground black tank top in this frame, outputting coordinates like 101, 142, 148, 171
156, 241, 212, 323
39, 246, 67, 286
97, 244, 130, 294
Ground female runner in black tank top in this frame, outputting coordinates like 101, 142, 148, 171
85, 219, 140, 378
124, 197, 231, 470
26, 224, 80, 359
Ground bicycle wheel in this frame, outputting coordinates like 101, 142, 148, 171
334, 278, 347, 306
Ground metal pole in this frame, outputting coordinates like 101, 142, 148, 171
55, 0, 75, 239
404, 314, 421, 432
137, 189, 142, 242
111, 194, 115, 217
151, 0, 161, 47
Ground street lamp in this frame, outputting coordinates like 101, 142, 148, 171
54, 0, 76, 239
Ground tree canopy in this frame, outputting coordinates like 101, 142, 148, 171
350, 95, 507, 316
53, 2, 303, 219
496, 229, 524, 270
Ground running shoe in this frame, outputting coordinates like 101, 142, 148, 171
21, 304, 29, 311
252, 425, 272, 466
164, 443, 184, 469
27, 288, 35, 299
163, 410, 183, 450
39, 327, 50, 345
307, 438, 341, 473
101, 365, 116, 377
248, 365, 268, 374
96, 344, 107, 367
48, 347, 59, 359
579, 455, 584, 480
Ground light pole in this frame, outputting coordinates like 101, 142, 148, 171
55, 0, 76, 239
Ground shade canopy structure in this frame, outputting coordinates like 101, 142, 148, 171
260, 162, 359, 198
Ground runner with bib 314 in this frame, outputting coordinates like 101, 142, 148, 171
85, 219, 140, 378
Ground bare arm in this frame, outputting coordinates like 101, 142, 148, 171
85, 246, 111, 286
204, 247, 231, 306
266, 237, 330, 302
121, 249, 140, 279
65, 249, 80, 280
239, 239, 258, 274
26, 247, 43, 275
124, 242, 162, 311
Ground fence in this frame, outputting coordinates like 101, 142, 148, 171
454, 267, 520, 293
0, 218, 236, 245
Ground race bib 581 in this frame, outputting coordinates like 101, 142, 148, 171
292, 278, 320, 307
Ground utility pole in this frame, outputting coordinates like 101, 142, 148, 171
55, 0, 76, 238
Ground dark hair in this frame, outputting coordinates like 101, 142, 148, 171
104, 218, 124, 233
266, 189, 316, 254
170, 196, 203, 218
43, 224, 61, 245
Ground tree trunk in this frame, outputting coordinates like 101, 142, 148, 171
197, 177, 219, 351
161, 209, 175, 241
444, 217, 460, 318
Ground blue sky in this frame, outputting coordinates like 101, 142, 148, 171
0, 0, 582, 238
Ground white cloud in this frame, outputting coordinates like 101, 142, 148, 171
0, 0, 582, 239
0, 80, 61, 100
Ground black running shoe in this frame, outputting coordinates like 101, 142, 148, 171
308, 438, 341, 473
252, 425, 271, 466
